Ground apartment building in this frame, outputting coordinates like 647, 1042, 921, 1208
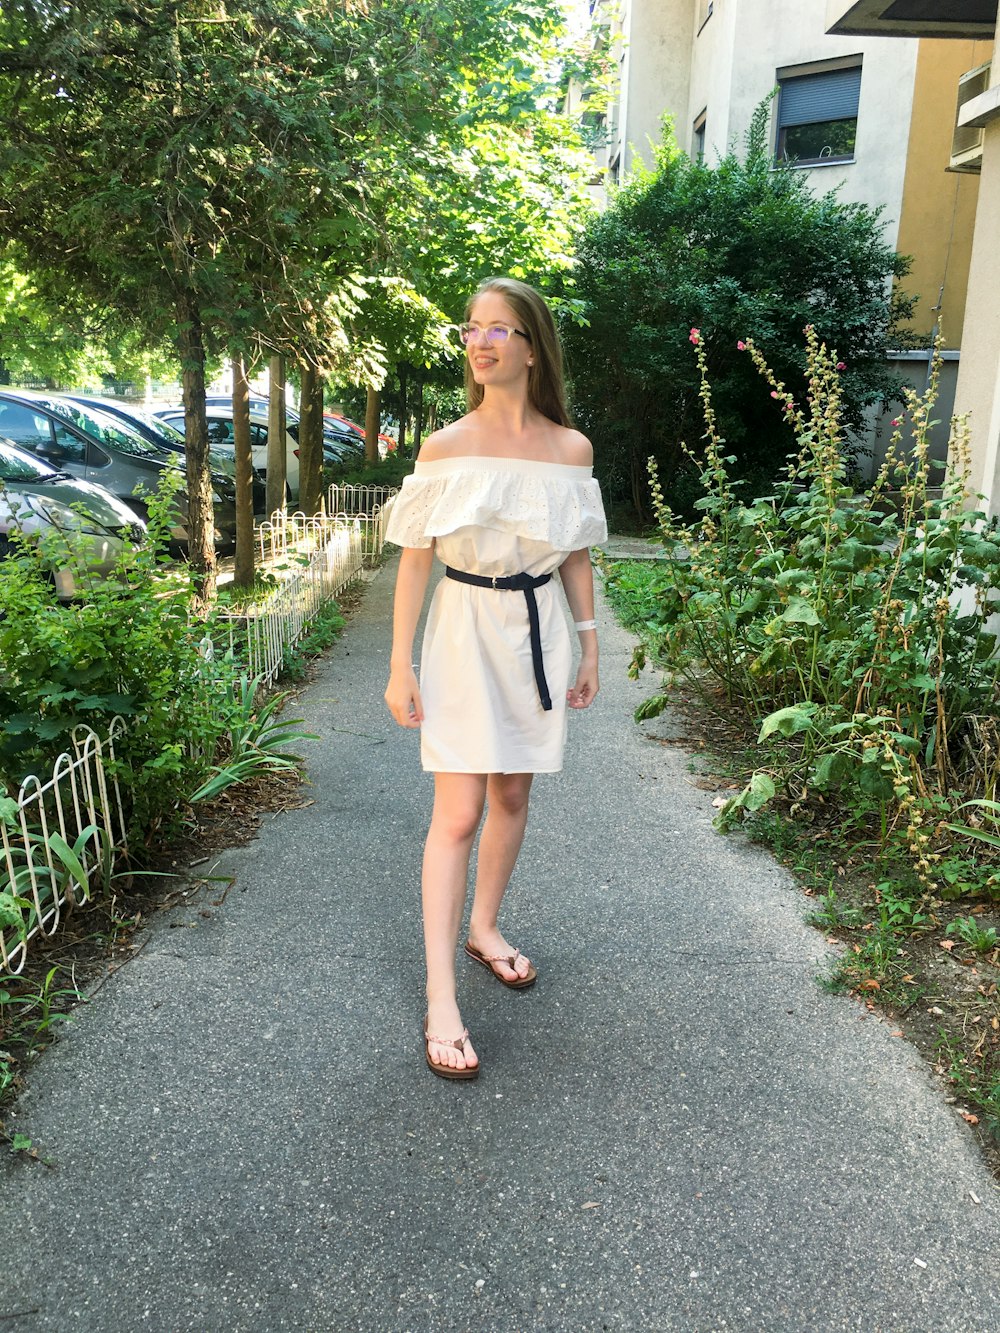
824, 1, 1000, 517
591, 0, 989, 473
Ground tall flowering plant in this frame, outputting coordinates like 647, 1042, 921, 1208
631, 326, 1000, 894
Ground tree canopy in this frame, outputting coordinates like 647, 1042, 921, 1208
562, 105, 916, 518
0, 0, 597, 587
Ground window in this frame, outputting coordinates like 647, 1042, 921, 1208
207, 418, 235, 446
0, 401, 51, 452
776, 62, 861, 166
692, 110, 707, 162
49, 422, 91, 466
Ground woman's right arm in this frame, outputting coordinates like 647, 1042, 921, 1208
384, 543, 435, 728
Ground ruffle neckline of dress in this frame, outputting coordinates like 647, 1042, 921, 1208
385, 456, 607, 551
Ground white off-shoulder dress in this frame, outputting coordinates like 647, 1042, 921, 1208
385, 455, 608, 773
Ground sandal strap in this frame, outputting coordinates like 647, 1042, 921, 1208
425, 1026, 470, 1052
484, 948, 521, 966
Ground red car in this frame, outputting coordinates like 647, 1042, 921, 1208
324, 412, 396, 456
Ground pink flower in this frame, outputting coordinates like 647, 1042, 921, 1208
737, 340, 746, 351
689, 327, 701, 344
891, 418, 901, 427
836, 361, 846, 371
785, 403, 795, 414
770, 391, 779, 399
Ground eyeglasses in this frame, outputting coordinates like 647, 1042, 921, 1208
458, 322, 531, 346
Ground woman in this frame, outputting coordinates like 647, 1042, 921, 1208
384, 277, 607, 1079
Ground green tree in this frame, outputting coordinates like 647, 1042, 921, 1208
0, 0, 553, 590
563, 105, 916, 519
338, 6, 596, 455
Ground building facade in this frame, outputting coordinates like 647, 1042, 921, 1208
826, 1, 1000, 516
592, 0, 990, 474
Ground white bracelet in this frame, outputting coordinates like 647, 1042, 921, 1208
574, 619, 597, 632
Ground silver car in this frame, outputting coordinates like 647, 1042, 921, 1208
0, 438, 146, 599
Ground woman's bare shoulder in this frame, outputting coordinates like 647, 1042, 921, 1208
417, 417, 477, 462
551, 426, 593, 467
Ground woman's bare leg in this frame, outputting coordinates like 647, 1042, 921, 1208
467, 772, 535, 983
422, 772, 487, 1071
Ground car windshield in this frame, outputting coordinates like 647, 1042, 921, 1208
110, 403, 186, 446
0, 438, 58, 482
31, 395, 166, 459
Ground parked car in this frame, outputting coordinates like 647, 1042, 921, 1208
66, 394, 267, 515
157, 405, 364, 501
156, 405, 302, 502
325, 411, 395, 458
0, 390, 237, 552
0, 437, 146, 599
202, 394, 369, 457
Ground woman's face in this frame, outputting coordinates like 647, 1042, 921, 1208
465, 292, 532, 390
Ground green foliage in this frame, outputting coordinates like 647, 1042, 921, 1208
0, 474, 237, 838
325, 455, 415, 490
0, 965, 83, 1115
945, 915, 999, 954
563, 102, 915, 518
188, 674, 316, 803
280, 597, 346, 681
621, 327, 1000, 895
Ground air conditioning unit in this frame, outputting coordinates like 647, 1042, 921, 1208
949, 63, 991, 174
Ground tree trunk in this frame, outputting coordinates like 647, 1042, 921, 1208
364, 386, 381, 466
231, 354, 256, 589
266, 353, 287, 518
413, 371, 424, 459
397, 363, 408, 455
176, 294, 216, 604
298, 360, 324, 515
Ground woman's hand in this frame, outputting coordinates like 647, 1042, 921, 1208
385, 664, 424, 728
567, 655, 599, 709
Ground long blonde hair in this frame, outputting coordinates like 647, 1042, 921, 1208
463, 278, 573, 427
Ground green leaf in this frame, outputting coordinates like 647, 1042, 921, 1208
743, 771, 776, 811
758, 704, 817, 742
778, 597, 821, 626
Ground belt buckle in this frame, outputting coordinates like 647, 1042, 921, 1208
492, 575, 498, 589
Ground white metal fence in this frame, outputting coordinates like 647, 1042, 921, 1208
1, 718, 128, 975
1, 489, 397, 974
228, 495, 397, 685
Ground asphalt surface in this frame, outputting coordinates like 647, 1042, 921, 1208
2, 551, 999, 1333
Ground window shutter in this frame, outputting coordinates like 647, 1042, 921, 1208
778, 67, 862, 128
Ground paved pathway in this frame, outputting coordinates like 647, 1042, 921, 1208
2, 555, 999, 1332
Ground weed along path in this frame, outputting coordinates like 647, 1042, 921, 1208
2, 554, 999, 1332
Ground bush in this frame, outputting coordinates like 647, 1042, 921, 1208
628, 328, 1000, 894
0, 478, 239, 841
324, 454, 414, 491
563, 102, 915, 521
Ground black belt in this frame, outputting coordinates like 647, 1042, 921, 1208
445, 567, 553, 711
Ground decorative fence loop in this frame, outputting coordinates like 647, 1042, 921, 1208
1, 716, 128, 975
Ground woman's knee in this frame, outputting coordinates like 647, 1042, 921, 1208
487, 773, 533, 817
430, 778, 486, 842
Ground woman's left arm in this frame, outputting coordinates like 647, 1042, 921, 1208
559, 546, 599, 709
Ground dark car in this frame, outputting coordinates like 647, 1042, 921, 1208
67, 394, 267, 516
0, 390, 238, 552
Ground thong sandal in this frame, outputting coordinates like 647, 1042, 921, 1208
464, 941, 537, 990
424, 1018, 479, 1080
